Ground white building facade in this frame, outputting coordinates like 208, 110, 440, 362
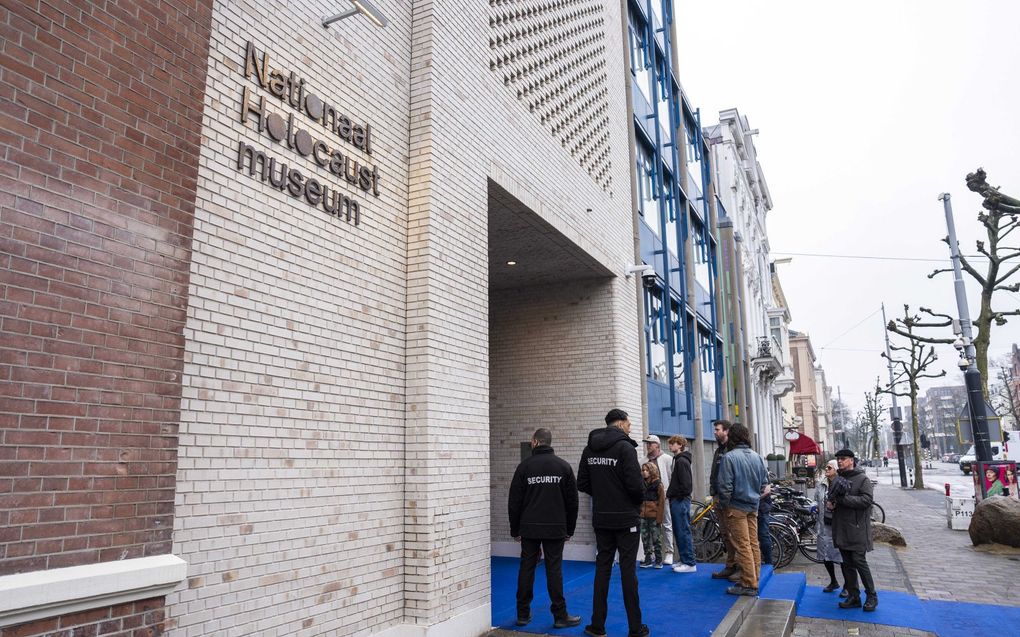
707, 111, 794, 456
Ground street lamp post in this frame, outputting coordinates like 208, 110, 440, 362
939, 193, 993, 462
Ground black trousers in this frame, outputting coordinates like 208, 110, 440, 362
839, 548, 875, 597
517, 537, 568, 619
591, 527, 642, 633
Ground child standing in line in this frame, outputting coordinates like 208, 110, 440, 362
639, 461, 666, 568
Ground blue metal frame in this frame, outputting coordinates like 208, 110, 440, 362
629, 0, 723, 436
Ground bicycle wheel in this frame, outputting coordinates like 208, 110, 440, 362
798, 535, 822, 563
692, 513, 724, 562
766, 524, 785, 569
871, 502, 885, 523
769, 521, 798, 569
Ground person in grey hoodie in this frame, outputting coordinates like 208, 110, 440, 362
577, 409, 649, 637
716, 423, 767, 596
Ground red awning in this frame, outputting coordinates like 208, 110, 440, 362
789, 432, 822, 455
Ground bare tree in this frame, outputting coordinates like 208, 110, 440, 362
878, 305, 947, 489
991, 356, 1019, 430
928, 168, 1020, 394
860, 389, 883, 462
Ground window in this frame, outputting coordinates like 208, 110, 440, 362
672, 305, 686, 393
699, 330, 716, 402
628, 13, 653, 105
685, 124, 703, 198
645, 286, 668, 383
635, 141, 658, 235
692, 217, 711, 291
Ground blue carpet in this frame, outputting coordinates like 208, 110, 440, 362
769, 582, 1020, 637
491, 556, 739, 636
493, 556, 1020, 636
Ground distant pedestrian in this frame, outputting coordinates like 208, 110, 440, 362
830, 449, 878, 612
643, 434, 675, 565
577, 409, 649, 637
508, 428, 581, 629
709, 420, 739, 582
717, 423, 767, 596
814, 460, 845, 595
639, 462, 665, 569
666, 435, 696, 573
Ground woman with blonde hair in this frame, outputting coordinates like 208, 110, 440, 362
814, 460, 845, 595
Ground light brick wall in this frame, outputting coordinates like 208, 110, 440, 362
166, 1, 412, 635
175, 0, 642, 633
490, 279, 643, 550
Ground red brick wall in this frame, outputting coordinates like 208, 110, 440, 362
0, 0, 213, 586
0, 597, 164, 637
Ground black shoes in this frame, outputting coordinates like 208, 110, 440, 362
863, 594, 878, 612
515, 613, 531, 626
839, 589, 849, 598
839, 595, 862, 609
553, 615, 582, 628
822, 582, 840, 593
628, 624, 650, 637
583, 626, 607, 637
711, 565, 738, 579
726, 585, 759, 597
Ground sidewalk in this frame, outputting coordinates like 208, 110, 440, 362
487, 477, 1020, 636
783, 477, 1019, 636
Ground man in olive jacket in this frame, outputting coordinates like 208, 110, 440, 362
577, 409, 648, 637
509, 428, 581, 628
829, 448, 877, 612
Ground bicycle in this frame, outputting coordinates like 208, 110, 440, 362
690, 499, 724, 563
691, 499, 789, 569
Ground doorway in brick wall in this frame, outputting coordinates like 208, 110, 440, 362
487, 179, 618, 561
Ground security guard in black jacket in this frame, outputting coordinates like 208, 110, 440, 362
509, 427, 581, 629
577, 409, 648, 637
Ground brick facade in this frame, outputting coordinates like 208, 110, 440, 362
0, 0, 214, 600
0, 597, 164, 637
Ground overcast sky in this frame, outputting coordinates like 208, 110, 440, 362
675, 1, 1020, 416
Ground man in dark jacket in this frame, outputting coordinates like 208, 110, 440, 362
708, 419, 739, 581
577, 409, 648, 637
509, 428, 581, 628
666, 435, 696, 573
829, 448, 877, 612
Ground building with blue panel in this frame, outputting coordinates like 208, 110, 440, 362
626, 0, 726, 491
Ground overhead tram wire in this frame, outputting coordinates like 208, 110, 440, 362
771, 251, 1020, 305
770, 251, 989, 263
817, 307, 882, 351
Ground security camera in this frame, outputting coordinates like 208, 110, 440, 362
957, 355, 970, 371
952, 336, 965, 351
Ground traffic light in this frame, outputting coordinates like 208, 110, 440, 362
921, 434, 930, 449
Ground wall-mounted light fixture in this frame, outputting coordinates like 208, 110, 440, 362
624, 264, 654, 279
323, 0, 388, 28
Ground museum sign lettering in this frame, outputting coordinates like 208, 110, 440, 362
235, 41, 380, 226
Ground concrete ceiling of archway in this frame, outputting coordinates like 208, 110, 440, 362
488, 181, 614, 291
